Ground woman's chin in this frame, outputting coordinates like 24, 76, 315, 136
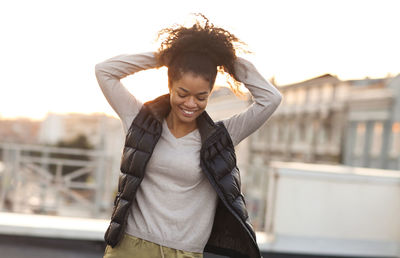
178, 115, 196, 124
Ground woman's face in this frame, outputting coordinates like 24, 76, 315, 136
169, 72, 211, 126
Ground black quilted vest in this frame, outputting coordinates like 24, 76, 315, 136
105, 94, 261, 258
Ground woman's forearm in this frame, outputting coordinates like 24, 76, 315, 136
223, 57, 283, 146
95, 52, 159, 80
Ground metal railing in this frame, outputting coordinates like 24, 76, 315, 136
0, 143, 113, 218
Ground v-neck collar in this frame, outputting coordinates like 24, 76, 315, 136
163, 119, 199, 140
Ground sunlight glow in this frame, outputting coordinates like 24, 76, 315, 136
0, 0, 399, 119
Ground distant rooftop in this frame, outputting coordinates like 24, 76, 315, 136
344, 77, 386, 87
278, 73, 396, 90
279, 74, 340, 89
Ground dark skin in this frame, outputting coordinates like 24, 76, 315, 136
166, 72, 211, 138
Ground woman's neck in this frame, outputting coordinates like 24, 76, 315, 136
165, 113, 197, 138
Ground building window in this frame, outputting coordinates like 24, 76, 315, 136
261, 123, 270, 143
322, 84, 333, 102
298, 120, 306, 143
370, 122, 383, 157
323, 119, 332, 144
312, 119, 320, 143
309, 87, 319, 103
390, 122, 400, 157
276, 121, 281, 142
296, 88, 306, 105
270, 122, 278, 143
335, 84, 348, 100
353, 122, 366, 156
286, 91, 295, 105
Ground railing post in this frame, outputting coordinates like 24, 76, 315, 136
0, 145, 9, 211
93, 151, 105, 218
12, 146, 21, 212
40, 150, 50, 213
55, 162, 63, 213
265, 165, 278, 236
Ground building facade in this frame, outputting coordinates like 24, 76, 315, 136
207, 73, 400, 230
251, 74, 348, 165
343, 75, 400, 170
246, 73, 400, 170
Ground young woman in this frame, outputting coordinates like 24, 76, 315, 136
95, 14, 282, 258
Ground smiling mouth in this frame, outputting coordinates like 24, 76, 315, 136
181, 108, 197, 116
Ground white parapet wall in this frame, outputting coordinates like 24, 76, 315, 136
0, 212, 109, 240
258, 162, 400, 257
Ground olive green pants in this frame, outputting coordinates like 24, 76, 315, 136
103, 234, 203, 258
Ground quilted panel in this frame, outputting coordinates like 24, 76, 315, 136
207, 145, 218, 159
245, 220, 256, 240
220, 133, 229, 146
120, 147, 136, 174
209, 155, 231, 181
218, 171, 240, 203
142, 113, 153, 129
105, 221, 121, 246
117, 174, 127, 192
231, 167, 241, 189
232, 195, 249, 221
128, 150, 149, 177
125, 127, 144, 149
137, 132, 155, 153
120, 174, 141, 200
112, 198, 130, 224
219, 149, 236, 170
149, 119, 161, 133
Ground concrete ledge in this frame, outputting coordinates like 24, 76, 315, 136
257, 232, 399, 257
270, 162, 400, 184
0, 212, 108, 240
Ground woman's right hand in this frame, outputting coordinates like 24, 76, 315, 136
233, 57, 257, 83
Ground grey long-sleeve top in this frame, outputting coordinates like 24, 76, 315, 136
95, 52, 282, 253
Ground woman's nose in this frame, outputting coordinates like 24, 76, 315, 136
184, 96, 197, 108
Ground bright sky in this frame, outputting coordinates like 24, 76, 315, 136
1, 0, 399, 120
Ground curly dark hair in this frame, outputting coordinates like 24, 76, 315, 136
155, 13, 249, 94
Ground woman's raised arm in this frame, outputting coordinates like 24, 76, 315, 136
222, 57, 283, 146
94, 52, 159, 133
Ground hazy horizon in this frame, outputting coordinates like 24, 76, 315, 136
1, 0, 399, 119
